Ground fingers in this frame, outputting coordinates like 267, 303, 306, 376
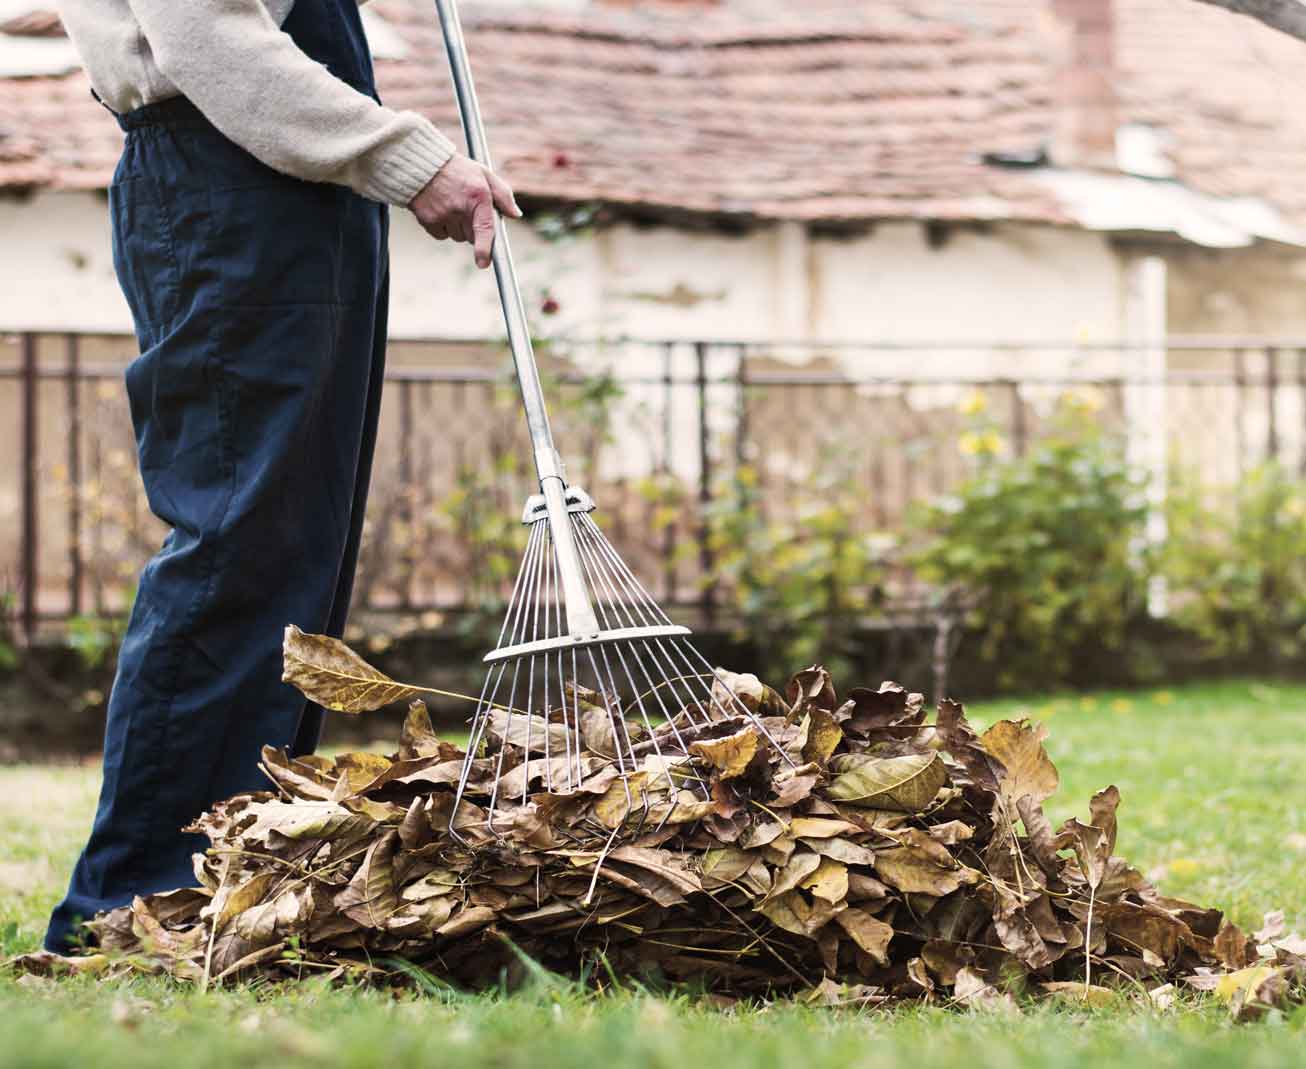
470, 192, 496, 269
486, 169, 522, 219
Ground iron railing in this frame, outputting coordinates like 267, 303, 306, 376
4, 330, 1305, 639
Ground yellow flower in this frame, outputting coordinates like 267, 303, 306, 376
1110, 698, 1134, 714
1168, 858, 1201, 877
1061, 387, 1104, 414
959, 430, 1003, 457
958, 390, 988, 416
1153, 690, 1175, 706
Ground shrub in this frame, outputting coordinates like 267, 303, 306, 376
1162, 462, 1306, 664
706, 464, 890, 683
908, 403, 1152, 689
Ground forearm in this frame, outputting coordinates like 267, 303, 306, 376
127, 0, 456, 206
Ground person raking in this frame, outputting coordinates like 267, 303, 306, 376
45, 0, 518, 953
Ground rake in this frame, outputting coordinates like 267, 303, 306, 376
433, 0, 788, 841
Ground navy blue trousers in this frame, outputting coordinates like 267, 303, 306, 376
45, 97, 390, 951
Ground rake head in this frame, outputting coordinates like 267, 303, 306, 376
449, 486, 789, 843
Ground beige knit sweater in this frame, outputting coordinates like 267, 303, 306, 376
57, 0, 457, 207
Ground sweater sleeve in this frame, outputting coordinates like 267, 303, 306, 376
127, 0, 457, 206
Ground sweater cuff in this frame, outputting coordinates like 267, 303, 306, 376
362, 118, 458, 207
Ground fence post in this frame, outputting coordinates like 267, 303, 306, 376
695, 341, 715, 624
1299, 349, 1306, 477
66, 334, 83, 618
1234, 348, 1246, 479
1006, 379, 1026, 456
734, 343, 748, 472
20, 333, 38, 642
660, 342, 676, 606
1124, 256, 1168, 617
1266, 346, 1279, 463
398, 377, 414, 610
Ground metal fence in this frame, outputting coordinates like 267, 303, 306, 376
4, 330, 1305, 640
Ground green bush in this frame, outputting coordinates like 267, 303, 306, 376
705, 464, 890, 683
1162, 462, 1306, 664
908, 404, 1152, 689
0, 591, 16, 672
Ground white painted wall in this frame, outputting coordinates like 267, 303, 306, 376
0, 191, 126, 333
2, 190, 1138, 345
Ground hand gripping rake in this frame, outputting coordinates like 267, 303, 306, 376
434, 0, 788, 842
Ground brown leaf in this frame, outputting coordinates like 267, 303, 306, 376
334, 832, 400, 928
260, 747, 336, 800
711, 670, 789, 718
399, 700, 456, 761
1061, 818, 1108, 889
281, 625, 423, 714
801, 706, 844, 765
834, 908, 894, 966
935, 699, 1002, 792
757, 891, 838, 938
210, 887, 310, 977
802, 837, 877, 866
874, 830, 974, 896
785, 666, 837, 714
764, 850, 823, 901
769, 767, 819, 808
608, 845, 702, 899
788, 817, 863, 839
1102, 903, 1198, 965
843, 684, 926, 739
1214, 922, 1257, 970
827, 752, 947, 812
489, 709, 570, 755
690, 725, 761, 779
980, 719, 1059, 805
926, 820, 975, 846
801, 858, 849, 904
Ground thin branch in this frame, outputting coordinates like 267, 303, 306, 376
1191, 0, 1306, 44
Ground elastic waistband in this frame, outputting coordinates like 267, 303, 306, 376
114, 95, 210, 132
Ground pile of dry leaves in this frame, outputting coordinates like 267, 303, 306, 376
16, 630, 1305, 1017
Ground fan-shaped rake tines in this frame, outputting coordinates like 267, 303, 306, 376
449, 489, 792, 844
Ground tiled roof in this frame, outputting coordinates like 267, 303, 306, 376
0, 0, 1304, 234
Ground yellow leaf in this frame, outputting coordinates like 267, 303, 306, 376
980, 719, 1059, 804
1215, 965, 1279, 1004
800, 858, 849, 904
801, 707, 843, 765
827, 752, 947, 811
690, 726, 761, 779
788, 817, 863, 839
282, 625, 423, 714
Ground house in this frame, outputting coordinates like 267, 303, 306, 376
4, 0, 1306, 342
2, 0, 1305, 623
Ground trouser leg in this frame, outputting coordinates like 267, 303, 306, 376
291, 263, 390, 757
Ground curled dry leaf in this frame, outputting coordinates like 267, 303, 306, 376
980, 719, 1059, 805
282, 625, 424, 714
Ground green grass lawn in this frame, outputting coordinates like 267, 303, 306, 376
2, 679, 1305, 1068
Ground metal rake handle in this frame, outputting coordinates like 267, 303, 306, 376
433, 0, 600, 637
